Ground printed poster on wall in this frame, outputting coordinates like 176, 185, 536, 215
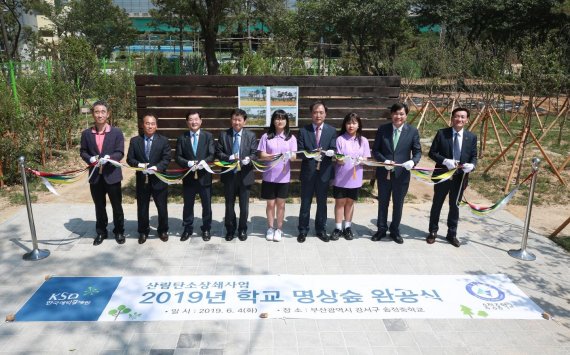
238, 86, 299, 127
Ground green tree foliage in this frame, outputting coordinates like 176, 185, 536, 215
58, 36, 97, 113
149, 0, 195, 65
63, 0, 138, 58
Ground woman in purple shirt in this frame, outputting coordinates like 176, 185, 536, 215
257, 110, 298, 242
332, 113, 371, 241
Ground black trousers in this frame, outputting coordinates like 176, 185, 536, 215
298, 175, 329, 234
377, 175, 410, 234
429, 175, 465, 237
223, 176, 250, 234
182, 183, 212, 233
90, 179, 124, 235
136, 182, 168, 234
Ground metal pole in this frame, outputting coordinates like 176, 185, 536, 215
508, 157, 540, 261
18, 156, 50, 261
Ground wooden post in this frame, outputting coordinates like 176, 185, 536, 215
549, 216, 570, 239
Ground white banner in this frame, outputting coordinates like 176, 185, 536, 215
99, 274, 542, 321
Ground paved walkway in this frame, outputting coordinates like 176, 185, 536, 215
0, 202, 569, 354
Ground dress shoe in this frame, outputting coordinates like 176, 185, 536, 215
344, 227, 354, 240
317, 231, 330, 242
115, 233, 126, 244
390, 233, 404, 244
225, 233, 235, 241
330, 229, 342, 241
138, 233, 148, 244
238, 230, 248, 241
93, 233, 107, 246
180, 231, 192, 241
297, 233, 307, 243
202, 230, 211, 241
371, 230, 386, 241
159, 232, 169, 242
426, 232, 437, 244
446, 235, 460, 248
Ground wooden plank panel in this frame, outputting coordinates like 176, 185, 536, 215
136, 75, 401, 87
139, 96, 395, 109
159, 128, 384, 140
137, 85, 400, 98
155, 117, 389, 129
138, 108, 391, 120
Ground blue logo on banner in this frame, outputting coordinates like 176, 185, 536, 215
465, 282, 505, 302
15, 277, 122, 321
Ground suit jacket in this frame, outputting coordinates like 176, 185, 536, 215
175, 130, 216, 186
429, 127, 477, 184
372, 122, 421, 183
216, 128, 258, 186
127, 133, 171, 190
297, 122, 337, 182
80, 126, 124, 184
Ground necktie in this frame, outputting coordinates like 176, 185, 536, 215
192, 133, 198, 155
232, 132, 240, 155
393, 129, 400, 150
145, 137, 152, 160
315, 126, 321, 146
453, 132, 461, 161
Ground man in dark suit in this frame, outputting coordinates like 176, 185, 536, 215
297, 100, 337, 243
80, 100, 125, 246
176, 111, 216, 242
216, 108, 258, 241
372, 103, 421, 244
126, 113, 171, 244
427, 107, 477, 247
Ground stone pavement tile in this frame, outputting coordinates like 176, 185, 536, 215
198, 332, 227, 349
343, 331, 370, 348
419, 347, 445, 355
271, 318, 294, 333
273, 348, 299, 355
294, 319, 318, 332
248, 329, 273, 349
151, 333, 180, 350
404, 319, 433, 332
149, 350, 175, 355
383, 319, 408, 332
198, 320, 227, 333
7, 332, 61, 352
443, 347, 469, 355
371, 347, 398, 355
227, 319, 250, 332
296, 332, 322, 348
365, 331, 392, 347
347, 347, 374, 355
411, 331, 441, 348
427, 319, 453, 332
172, 350, 200, 355
319, 331, 345, 347
249, 348, 274, 355
320, 348, 349, 355
103, 332, 132, 351
387, 332, 416, 347
340, 319, 367, 331
316, 319, 343, 331
432, 331, 466, 348
273, 331, 297, 348
298, 348, 324, 355
99, 350, 127, 355
177, 333, 202, 348
196, 350, 223, 355
392, 346, 421, 354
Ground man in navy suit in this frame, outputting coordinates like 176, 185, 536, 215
297, 100, 337, 243
176, 111, 216, 242
372, 103, 421, 244
80, 100, 125, 246
216, 109, 258, 241
127, 113, 172, 244
427, 107, 477, 247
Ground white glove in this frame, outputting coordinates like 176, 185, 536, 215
282, 151, 292, 161
462, 163, 474, 173
229, 154, 238, 161
314, 154, 323, 162
137, 163, 147, 168
241, 156, 251, 165
384, 160, 394, 171
402, 160, 415, 171
187, 160, 195, 168
197, 160, 206, 170
145, 166, 156, 175
443, 159, 457, 170
89, 156, 98, 164
356, 156, 366, 166
99, 155, 109, 165
325, 149, 335, 157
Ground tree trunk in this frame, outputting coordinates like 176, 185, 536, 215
202, 25, 219, 75
0, 159, 4, 188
